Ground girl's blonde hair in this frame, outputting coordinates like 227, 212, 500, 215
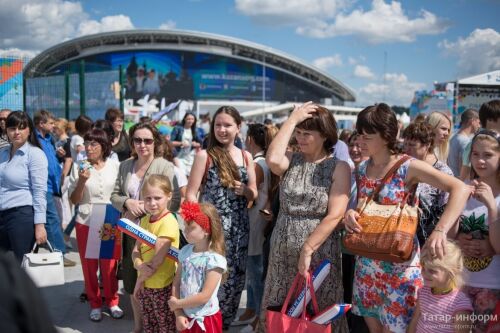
426, 111, 452, 162
470, 132, 500, 184
421, 240, 464, 288
198, 203, 226, 257
141, 174, 172, 198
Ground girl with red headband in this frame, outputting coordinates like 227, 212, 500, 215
168, 201, 227, 333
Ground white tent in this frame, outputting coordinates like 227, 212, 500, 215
458, 70, 500, 86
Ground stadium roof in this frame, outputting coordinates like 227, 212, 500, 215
24, 29, 355, 102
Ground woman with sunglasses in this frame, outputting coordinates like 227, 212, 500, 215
69, 129, 122, 322
0, 111, 47, 262
111, 122, 180, 333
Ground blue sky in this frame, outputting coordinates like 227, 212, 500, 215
1, 0, 499, 106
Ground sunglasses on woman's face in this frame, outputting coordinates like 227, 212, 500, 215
133, 137, 154, 145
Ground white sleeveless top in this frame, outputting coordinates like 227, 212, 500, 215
461, 195, 500, 290
247, 153, 270, 256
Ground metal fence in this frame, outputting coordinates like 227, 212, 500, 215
25, 69, 121, 120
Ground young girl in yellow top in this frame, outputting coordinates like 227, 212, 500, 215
132, 174, 180, 333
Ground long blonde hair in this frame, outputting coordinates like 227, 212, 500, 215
421, 240, 465, 288
426, 111, 452, 162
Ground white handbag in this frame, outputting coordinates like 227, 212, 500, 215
21, 241, 65, 287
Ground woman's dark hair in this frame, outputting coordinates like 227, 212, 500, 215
92, 119, 115, 142
5, 111, 42, 149
296, 105, 338, 153
128, 122, 164, 159
75, 115, 93, 136
356, 103, 399, 152
402, 121, 435, 152
207, 106, 243, 188
339, 129, 352, 143
105, 108, 124, 123
181, 112, 198, 139
247, 123, 273, 152
84, 128, 112, 160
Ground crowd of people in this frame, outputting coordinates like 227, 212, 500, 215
0, 100, 499, 333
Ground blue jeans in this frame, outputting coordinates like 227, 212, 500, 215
246, 254, 264, 313
46, 193, 66, 254
0, 206, 35, 262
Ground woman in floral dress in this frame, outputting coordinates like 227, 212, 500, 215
343, 104, 469, 333
186, 106, 257, 330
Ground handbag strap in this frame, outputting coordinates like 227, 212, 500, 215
31, 240, 55, 253
281, 273, 302, 314
360, 155, 412, 205
306, 272, 320, 317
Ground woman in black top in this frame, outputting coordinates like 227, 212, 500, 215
105, 108, 131, 161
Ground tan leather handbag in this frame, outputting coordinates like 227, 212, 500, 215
342, 156, 418, 263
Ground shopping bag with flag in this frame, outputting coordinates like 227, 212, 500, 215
85, 204, 121, 259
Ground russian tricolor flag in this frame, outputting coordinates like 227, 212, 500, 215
85, 204, 121, 259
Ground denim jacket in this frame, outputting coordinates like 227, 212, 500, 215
170, 126, 203, 153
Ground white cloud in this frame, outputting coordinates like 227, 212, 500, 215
235, 0, 347, 24
159, 20, 177, 30
356, 72, 426, 106
348, 57, 358, 65
77, 15, 134, 36
354, 65, 375, 79
312, 54, 343, 70
0, 0, 86, 51
0, 0, 134, 53
439, 28, 500, 76
297, 0, 449, 43
0, 48, 38, 59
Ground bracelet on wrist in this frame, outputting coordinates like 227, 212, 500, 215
434, 228, 445, 233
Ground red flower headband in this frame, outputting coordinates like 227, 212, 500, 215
181, 202, 211, 234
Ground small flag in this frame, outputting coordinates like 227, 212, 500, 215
287, 259, 331, 317
311, 304, 352, 324
85, 204, 121, 259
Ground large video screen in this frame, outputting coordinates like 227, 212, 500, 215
58, 50, 274, 103
55, 50, 330, 103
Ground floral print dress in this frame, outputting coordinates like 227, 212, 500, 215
352, 156, 423, 333
200, 162, 249, 329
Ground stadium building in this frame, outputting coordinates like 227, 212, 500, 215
23, 29, 358, 122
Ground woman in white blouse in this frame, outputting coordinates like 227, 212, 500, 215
69, 129, 122, 322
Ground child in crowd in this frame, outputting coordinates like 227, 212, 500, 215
168, 201, 227, 333
132, 175, 180, 333
457, 129, 500, 332
408, 240, 473, 333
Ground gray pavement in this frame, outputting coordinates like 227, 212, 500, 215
40, 236, 248, 333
